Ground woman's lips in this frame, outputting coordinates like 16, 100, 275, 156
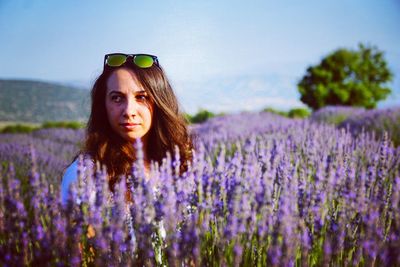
120, 123, 140, 130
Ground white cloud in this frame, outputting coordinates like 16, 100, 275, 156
173, 73, 305, 114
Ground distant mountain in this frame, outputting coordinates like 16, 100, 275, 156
57, 79, 92, 90
0, 79, 91, 123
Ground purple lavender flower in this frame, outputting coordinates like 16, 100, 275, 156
1, 109, 399, 265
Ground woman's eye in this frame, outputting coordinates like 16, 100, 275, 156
136, 94, 148, 101
111, 95, 123, 103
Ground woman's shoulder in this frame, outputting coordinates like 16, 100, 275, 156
60, 153, 94, 204
62, 153, 94, 179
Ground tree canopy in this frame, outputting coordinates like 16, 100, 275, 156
298, 44, 393, 110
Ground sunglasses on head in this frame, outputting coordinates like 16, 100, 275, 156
104, 53, 159, 69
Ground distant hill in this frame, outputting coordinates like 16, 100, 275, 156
0, 79, 90, 123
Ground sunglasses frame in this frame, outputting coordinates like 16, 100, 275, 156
104, 53, 159, 69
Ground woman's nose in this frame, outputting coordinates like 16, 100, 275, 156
123, 98, 138, 117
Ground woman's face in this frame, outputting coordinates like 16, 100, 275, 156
105, 68, 154, 145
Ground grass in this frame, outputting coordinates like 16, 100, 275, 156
0, 121, 41, 132
0, 120, 85, 133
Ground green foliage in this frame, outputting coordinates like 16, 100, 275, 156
0, 120, 84, 133
262, 107, 310, 119
262, 107, 288, 117
190, 109, 216, 124
298, 43, 393, 110
323, 114, 349, 125
1, 124, 39, 134
183, 113, 193, 124
288, 108, 310, 118
41, 121, 85, 129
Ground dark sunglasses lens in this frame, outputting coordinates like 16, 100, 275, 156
134, 55, 154, 68
107, 55, 127, 67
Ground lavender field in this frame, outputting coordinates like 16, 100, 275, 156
1, 107, 399, 266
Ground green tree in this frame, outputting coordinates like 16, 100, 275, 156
288, 108, 310, 118
262, 107, 288, 117
190, 109, 215, 123
298, 44, 393, 110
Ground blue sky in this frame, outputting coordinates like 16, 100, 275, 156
0, 0, 399, 114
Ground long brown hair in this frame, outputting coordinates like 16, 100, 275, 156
84, 60, 193, 191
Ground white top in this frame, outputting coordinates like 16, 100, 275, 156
60, 158, 79, 205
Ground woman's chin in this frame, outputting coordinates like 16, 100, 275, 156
121, 133, 147, 144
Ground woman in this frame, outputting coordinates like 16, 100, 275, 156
61, 53, 193, 204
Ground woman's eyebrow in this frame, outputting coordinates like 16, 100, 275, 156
108, 90, 124, 95
134, 90, 147, 94
107, 89, 146, 96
